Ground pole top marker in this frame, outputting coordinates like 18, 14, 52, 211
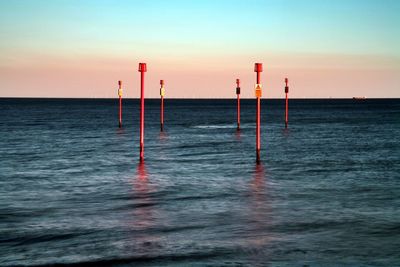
138, 63, 147, 72
160, 80, 165, 96
254, 63, 263, 72
236, 79, 240, 94
118, 80, 122, 87
285, 78, 289, 92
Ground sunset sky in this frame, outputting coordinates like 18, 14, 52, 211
0, 0, 399, 98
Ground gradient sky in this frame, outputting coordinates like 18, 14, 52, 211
0, 0, 399, 98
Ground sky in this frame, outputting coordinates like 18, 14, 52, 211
0, 0, 399, 98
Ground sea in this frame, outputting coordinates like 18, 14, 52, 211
1, 98, 399, 266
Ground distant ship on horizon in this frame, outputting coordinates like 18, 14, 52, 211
352, 96, 366, 100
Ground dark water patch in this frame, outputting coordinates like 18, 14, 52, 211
2, 232, 84, 246
9, 249, 234, 267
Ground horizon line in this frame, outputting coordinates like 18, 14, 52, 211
1, 97, 399, 100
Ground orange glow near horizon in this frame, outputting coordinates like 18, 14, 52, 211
1, 52, 398, 98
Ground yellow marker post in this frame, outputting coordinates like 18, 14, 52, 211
255, 84, 262, 98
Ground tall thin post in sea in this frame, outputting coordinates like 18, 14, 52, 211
160, 80, 165, 132
236, 78, 241, 131
285, 78, 289, 128
254, 63, 263, 164
138, 63, 147, 162
118, 80, 123, 128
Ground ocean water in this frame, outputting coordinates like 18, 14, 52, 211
0, 98, 399, 266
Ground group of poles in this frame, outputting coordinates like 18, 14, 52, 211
117, 63, 290, 164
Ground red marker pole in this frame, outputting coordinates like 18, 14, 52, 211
160, 80, 165, 132
118, 80, 122, 128
254, 63, 263, 164
285, 78, 289, 128
236, 79, 241, 131
138, 63, 147, 162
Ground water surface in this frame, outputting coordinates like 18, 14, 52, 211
1, 98, 399, 266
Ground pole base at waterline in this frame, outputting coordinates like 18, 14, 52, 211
256, 150, 261, 164
140, 145, 144, 162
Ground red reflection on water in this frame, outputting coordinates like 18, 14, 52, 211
245, 163, 273, 262
136, 161, 148, 182
116, 128, 126, 138
159, 131, 168, 141
132, 162, 152, 229
129, 162, 163, 253
235, 128, 241, 140
251, 163, 266, 194
250, 164, 269, 230
282, 127, 290, 136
